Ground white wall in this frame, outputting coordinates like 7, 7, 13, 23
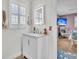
32, 0, 57, 59
2, 0, 30, 59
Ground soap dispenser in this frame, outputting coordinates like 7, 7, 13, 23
43, 28, 48, 35
33, 27, 35, 33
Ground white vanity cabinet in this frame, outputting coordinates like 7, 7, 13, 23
22, 33, 48, 59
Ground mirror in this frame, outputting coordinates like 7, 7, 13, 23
34, 6, 45, 25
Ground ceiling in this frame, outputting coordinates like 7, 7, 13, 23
57, 0, 77, 15
14, 0, 77, 15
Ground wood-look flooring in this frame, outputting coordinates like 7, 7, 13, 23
15, 55, 28, 59
57, 38, 77, 53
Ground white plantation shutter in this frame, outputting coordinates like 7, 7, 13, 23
9, 3, 26, 29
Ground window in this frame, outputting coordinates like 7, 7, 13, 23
9, 3, 26, 29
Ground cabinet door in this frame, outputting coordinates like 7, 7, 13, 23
29, 37, 37, 59
23, 36, 37, 59
37, 37, 48, 59
23, 36, 31, 59
42, 37, 49, 59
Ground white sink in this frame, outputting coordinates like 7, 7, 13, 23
23, 33, 44, 38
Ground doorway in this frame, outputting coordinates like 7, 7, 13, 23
57, 14, 77, 59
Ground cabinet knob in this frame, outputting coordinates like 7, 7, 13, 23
28, 40, 30, 45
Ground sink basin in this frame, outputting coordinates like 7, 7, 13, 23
23, 33, 44, 38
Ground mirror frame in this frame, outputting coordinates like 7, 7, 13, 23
33, 6, 45, 25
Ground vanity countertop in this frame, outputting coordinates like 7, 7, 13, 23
23, 33, 45, 38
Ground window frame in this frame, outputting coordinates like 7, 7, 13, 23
9, 3, 26, 29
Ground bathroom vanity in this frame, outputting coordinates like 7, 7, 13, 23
22, 33, 48, 59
